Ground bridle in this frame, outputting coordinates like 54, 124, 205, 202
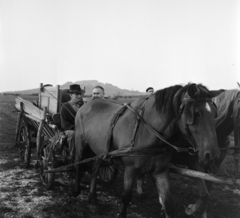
123, 93, 215, 155
178, 95, 217, 154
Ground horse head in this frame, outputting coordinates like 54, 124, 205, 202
174, 83, 222, 164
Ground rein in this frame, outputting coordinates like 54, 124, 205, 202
179, 98, 214, 153
123, 101, 196, 154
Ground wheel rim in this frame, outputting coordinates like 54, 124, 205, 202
39, 147, 56, 189
18, 122, 31, 167
99, 164, 118, 184
40, 159, 55, 182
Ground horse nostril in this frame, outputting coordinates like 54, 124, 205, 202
204, 152, 212, 162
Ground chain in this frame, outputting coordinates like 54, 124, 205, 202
43, 155, 103, 173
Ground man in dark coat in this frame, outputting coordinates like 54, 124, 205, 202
60, 84, 84, 158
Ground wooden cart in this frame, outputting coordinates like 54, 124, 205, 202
14, 83, 118, 189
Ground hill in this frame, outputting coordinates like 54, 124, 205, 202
3, 80, 145, 97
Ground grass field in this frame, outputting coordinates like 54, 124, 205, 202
0, 94, 240, 218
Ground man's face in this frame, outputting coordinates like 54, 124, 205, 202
70, 93, 82, 102
92, 88, 104, 99
147, 89, 154, 95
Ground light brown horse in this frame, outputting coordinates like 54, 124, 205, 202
73, 83, 221, 218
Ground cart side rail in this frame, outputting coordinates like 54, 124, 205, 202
39, 84, 62, 114
15, 96, 45, 120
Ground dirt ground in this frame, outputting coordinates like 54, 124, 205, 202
0, 94, 240, 218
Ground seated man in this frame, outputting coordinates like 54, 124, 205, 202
92, 85, 105, 100
60, 84, 84, 159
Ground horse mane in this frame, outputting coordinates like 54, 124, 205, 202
154, 85, 182, 117
154, 83, 211, 117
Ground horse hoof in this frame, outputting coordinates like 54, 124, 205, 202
185, 204, 195, 215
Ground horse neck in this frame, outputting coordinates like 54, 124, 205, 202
142, 96, 177, 138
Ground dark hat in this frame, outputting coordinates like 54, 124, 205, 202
146, 87, 154, 92
69, 84, 82, 94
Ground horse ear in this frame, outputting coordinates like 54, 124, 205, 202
237, 82, 240, 89
208, 89, 225, 98
187, 84, 200, 98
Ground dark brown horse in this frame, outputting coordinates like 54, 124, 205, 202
176, 87, 240, 218
73, 83, 221, 218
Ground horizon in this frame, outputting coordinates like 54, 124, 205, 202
1, 0, 240, 92
2, 79, 240, 94
1, 79, 146, 94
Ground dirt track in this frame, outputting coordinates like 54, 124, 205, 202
1, 94, 240, 218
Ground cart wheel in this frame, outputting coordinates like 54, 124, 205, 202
98, 162, 118, 186
18, 121, 31, 168
39, 149, 58, 190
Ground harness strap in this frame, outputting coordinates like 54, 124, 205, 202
106, 104, 128, 151
102, 147, 171, 159
130, 97, 149, 147
124, 103, 191, 153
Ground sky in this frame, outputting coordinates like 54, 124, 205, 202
0, 0, 240, 93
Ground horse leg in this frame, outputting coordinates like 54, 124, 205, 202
88, 159, 103, 205
185, 178, 209, 218
152, 170, 175, 218
71, 142, 86, 197
184, 159, 210, 218
119, 167, 137, 218
71, 156, 85, 197
136, 175, 144, 196
186, 151, 227, 217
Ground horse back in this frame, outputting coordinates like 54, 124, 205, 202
75, 99, 123, 155
214, 90, 240, 147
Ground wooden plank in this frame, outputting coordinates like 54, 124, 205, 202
39, 83, 43, 110
42, 86, 59, 97
15, 97, 45, 120
14, 102, 24, 147
57, 85, 61, 113
169, 165, 240, 186
41, 92, 58, 98
36, 107, 46, 164
39, 85, 61, 114
24, 114, 42, 123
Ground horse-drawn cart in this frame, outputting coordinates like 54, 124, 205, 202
14, 83, 118, 189
13, 83, 240, 218
14, 84, 240, 189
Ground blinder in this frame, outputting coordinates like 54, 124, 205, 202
185, 102, 195, 125
178, 90, 215, 155
178, 100, 195, 125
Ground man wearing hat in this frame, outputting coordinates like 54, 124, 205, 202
60, 84, 84, 159
146, 87, 154, 96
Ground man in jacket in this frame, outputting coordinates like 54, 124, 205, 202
60, 84, 84, 159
